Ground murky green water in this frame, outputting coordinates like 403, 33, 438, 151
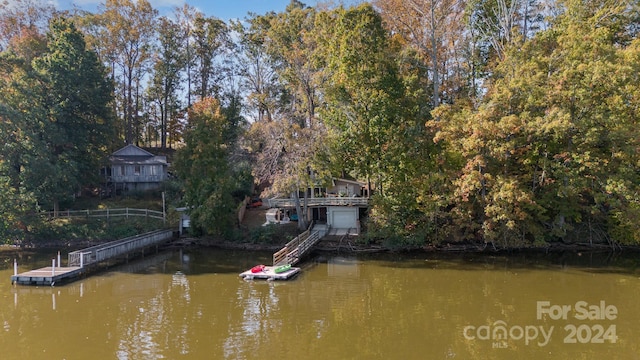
1, 248, 639, 359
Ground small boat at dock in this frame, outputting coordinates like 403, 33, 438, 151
274, 264, 292, 274
239, 264, 299, 280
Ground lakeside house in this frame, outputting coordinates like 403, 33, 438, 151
267, 177, 370, 234
102, 144, 168, 195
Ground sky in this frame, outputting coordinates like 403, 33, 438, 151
51, 0, 357, 21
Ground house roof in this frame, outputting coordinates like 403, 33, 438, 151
332, 178, 366, 186
112, 144, 155, 157
110, 144, 167, 166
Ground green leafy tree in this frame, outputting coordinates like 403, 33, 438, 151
173, 98, 239, 237
0, 16, 113, 217
31, 17, 114, 211
319, 4, 405, 195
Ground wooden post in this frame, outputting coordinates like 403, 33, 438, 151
80, 253, 84, 268
13, 258, 17, 276
162, 191, 166, 224
52, 259, 56, 276
57, 251, 61, 268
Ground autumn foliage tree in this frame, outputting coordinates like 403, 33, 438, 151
429, 0, 640, 247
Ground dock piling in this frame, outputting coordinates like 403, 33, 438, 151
52, 259, 56, 276
13, 259, 17, 276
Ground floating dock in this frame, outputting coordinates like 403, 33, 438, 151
10, 229, 175, 287
11, 266, 85, 286
239, 266, 300, 280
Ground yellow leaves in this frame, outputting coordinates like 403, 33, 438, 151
189, 97, 222, 120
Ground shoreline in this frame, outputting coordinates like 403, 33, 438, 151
3, 236, 639, 255
164, 236, 640, 255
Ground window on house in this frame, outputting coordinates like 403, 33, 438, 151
134, 165, 141, 175
120, 166, 125, 176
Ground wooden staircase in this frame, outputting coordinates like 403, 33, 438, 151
272, 223, 324, 266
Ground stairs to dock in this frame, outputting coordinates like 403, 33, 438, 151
272, 223, 325, 266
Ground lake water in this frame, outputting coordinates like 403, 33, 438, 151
1, 247, 639, 359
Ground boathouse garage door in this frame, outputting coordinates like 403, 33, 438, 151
328, 207, 358, 229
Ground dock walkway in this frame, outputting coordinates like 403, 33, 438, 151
67, 229, 174, 267
11, 229, 174, 286
241, 223, 326, 281
11, 266, 84, 286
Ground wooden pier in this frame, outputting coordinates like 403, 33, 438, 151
11, 229, 175, 286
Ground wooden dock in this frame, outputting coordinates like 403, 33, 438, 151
11, 229, 175, 286
240, 223, 325, 281
239, 266, 300, 280
11, 266, 84, 286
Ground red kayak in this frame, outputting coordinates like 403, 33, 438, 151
251, 264, 266, 273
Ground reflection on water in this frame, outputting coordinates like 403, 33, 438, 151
1, 248, 639, 359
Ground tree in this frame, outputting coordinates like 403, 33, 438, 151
319, 4, 405, 195
0, 0, 54, 51
191, 15, 229, 101
97, 0, 157, 145
263, 0, 320, 128
33, 17, 114, 210
147, 16, 186, 150
429, 0, 640, 246
242, 2, 328, 230
173, 4, 199, 109
173, 98, 239, 237
232, 17, 282, 123
375, 0, 465, 107
0, 16, 114, 214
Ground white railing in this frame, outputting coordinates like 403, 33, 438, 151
43, 208, 165, 221
268, 197, 369, 208
68, 229, 174, 267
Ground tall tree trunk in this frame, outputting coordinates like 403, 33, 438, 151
293, 191, 308, 230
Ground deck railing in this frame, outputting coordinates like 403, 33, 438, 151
268, 197, 369, 208
272, 222, 323, 266
68, 229, 174, 267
